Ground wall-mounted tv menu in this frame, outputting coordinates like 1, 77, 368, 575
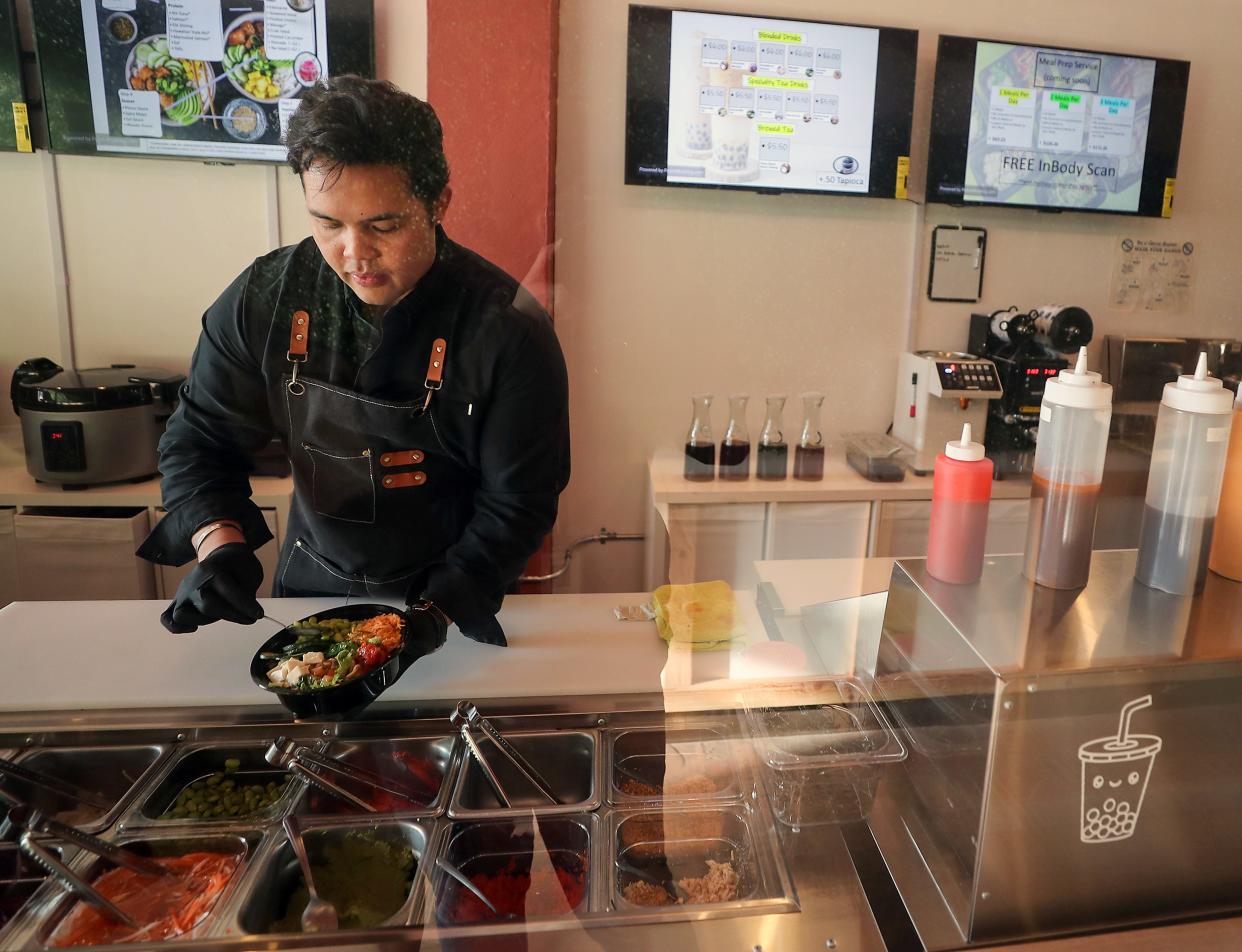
925, 35, 1190, 217
32, 0, 374, 162
625, 5, 917, 199
0, 0, 26, 152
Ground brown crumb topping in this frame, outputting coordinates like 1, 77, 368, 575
621, 880, 675, 906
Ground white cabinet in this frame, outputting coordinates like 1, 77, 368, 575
662, 501, 871, 589
15, 507, 157, 600
153, 508, 281, 598
665, 502, 766, 589
983, 498, 1032, 555
0, 508, 15, 609
873, 498, 1032, 559
768, 502, 871, 561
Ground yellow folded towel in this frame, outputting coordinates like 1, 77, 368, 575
652, 580, 744, 651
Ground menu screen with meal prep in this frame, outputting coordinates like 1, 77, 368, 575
32, 0, 373, 161
80, 0, 328, 160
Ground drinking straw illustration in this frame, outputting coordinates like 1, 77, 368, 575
1109, 694, 1152, 749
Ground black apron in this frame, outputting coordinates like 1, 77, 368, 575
270, 298, 475, 602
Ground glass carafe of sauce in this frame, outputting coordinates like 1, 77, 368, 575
794, 392, 825, 480
757, 394, 787, 480
1022, 348, 1112, 589
719, 394, 751, 480
1136, 353, 1234, 594
684, 393, 715, 481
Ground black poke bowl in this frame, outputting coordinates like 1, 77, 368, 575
251, 603, 446, 721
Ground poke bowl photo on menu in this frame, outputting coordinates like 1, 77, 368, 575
78, 0, 332, 160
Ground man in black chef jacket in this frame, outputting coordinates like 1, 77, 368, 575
138, 76, 570, 647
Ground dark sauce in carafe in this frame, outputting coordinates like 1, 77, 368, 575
684, 442, 715, 481
793, 445, 825, 480
757, 443, 788, 479
719, 441, 751, 480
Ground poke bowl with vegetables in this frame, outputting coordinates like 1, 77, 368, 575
251, 604, 447, 720
223, 14, 296, 102
125, 36, 214, 127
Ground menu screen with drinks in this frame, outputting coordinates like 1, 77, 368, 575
32, 0, 374, 161
0, 0, 25, 153
926, 35, 1190, 218
625, 5, 917, 199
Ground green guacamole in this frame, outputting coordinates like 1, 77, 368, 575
274, 830, 416, 932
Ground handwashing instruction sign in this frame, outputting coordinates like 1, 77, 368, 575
1109, 237, 1196, 312
1078, 695, 1162, 844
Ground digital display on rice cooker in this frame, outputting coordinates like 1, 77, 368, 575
40, 420, 87, 472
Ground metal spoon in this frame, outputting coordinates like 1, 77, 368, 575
435, 857, 501, 917
282, 818, 337, 932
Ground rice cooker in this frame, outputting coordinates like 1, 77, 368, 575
10, 358, 185, 486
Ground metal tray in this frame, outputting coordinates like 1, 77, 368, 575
448, 729, 600, 819
18, 830, 260, 948
606, 724, 743, 806
119, 742, 303, 830
612, 806, 761, 909
1, 745, 168, 835
430, 814, 597, 926
221, 817, 431, 936
298, 736, 458, 819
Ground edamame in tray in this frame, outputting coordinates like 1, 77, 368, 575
265, 614, 404, 692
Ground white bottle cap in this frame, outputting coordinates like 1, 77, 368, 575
1042, 346, 1113, 410
945, 423, 985, 462
1162, 352, 1234, 414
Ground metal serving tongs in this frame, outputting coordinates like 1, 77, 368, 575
450, 701, 559, 807
0, 755, 113, 813
0, 792, 171, 928
264, 737, 428, 813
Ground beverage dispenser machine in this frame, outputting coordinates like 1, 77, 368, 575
891, 351, 1003, 475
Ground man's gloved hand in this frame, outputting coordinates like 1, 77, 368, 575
406, 601, 450, 650
161, 543, 264, 633
459, 615, 507, 647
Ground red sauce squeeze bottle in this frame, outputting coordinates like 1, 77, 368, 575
926, 423, 994, 584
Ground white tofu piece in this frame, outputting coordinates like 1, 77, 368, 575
302, 652, 325, 664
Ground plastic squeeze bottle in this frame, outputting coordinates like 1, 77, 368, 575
1136, 353, 1235, 594
1208, 389, 1242, 581
926, 424, 994, 584
1022, 347, 1113, 589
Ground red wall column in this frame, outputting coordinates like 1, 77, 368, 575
427, 0, 558, 311
426, 0, 560, 588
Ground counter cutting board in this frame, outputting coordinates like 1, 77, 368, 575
0, 595, 671, 713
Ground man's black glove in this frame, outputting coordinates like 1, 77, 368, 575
458, 615, 507, 647
406, 601, 451, 652
161, 543, 264, 633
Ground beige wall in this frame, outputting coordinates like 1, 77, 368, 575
0, 0, 427, 421
4, 1, 1241, 594
553, 0, 1242, 593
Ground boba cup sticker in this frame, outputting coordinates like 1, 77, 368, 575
1078, 695, 1161, 845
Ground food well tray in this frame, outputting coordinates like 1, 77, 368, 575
607, 723, 745, 806
448, 729, 600, 819
118, 741, 304, 829
1, 744, 169, 835
298, 735, 457, 818
217, 817, 431, 937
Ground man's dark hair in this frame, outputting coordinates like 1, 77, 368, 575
285, 75, 450, 206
